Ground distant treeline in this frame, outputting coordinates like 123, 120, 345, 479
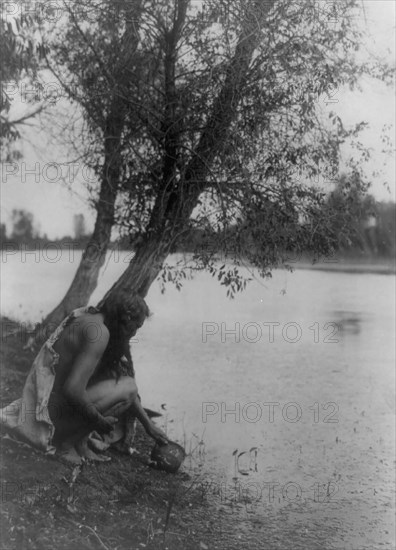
177, 201, 396, 260
1, 202, 395, 260
0, 232, 92, 250
340, 201, 395, 258
0, 210, 92, 250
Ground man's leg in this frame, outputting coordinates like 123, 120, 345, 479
88, 378, 168, 446
49, 377, 137, 459
86, 376, 138, 417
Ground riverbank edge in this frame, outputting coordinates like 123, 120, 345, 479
292, 259, 395, 275
0, 316, 221, 550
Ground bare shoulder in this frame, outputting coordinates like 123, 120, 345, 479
65, 313, 110, 352
79, 313, 109, 347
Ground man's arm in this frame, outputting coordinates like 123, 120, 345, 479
130, 396, 169, 445
62, 325, 114, 433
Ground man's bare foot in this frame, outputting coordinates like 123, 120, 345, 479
113, 440, 136, 455
88, 432, 110, 452
76, 436, 111, 462
57, 445, 83, 465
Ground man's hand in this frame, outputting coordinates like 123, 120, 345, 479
128, 389, 169, 445
97, 415, 118, 434
146, 422, 169, 446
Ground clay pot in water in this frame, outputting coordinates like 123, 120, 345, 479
150, 441, 186, 473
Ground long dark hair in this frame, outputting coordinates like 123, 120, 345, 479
96, 293, 150, 379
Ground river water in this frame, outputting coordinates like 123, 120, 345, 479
1, 251, 395, 549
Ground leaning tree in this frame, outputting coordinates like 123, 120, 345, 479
97, 0, 384, 300
38, 0, 391, 333
37, 0, 147, 329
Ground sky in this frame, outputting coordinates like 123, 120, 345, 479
1, 0, 395, 239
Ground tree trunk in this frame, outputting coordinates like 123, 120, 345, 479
98, 232, 171, 305
39, 182, 117, 333
36, 117, 123, 342
78, 0, 275, 427
100, 0, 276, 308
35, 2, 144, 342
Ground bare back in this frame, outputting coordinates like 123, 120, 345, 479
51, 312, 110, 393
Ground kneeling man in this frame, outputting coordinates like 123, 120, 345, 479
1, 293, 168, 463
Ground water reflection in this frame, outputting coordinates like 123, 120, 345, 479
329, 310, 365, 335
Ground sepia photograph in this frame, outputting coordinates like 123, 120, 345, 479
1, 1, 395, 549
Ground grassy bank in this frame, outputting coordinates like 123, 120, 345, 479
0, 317, 223, 550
